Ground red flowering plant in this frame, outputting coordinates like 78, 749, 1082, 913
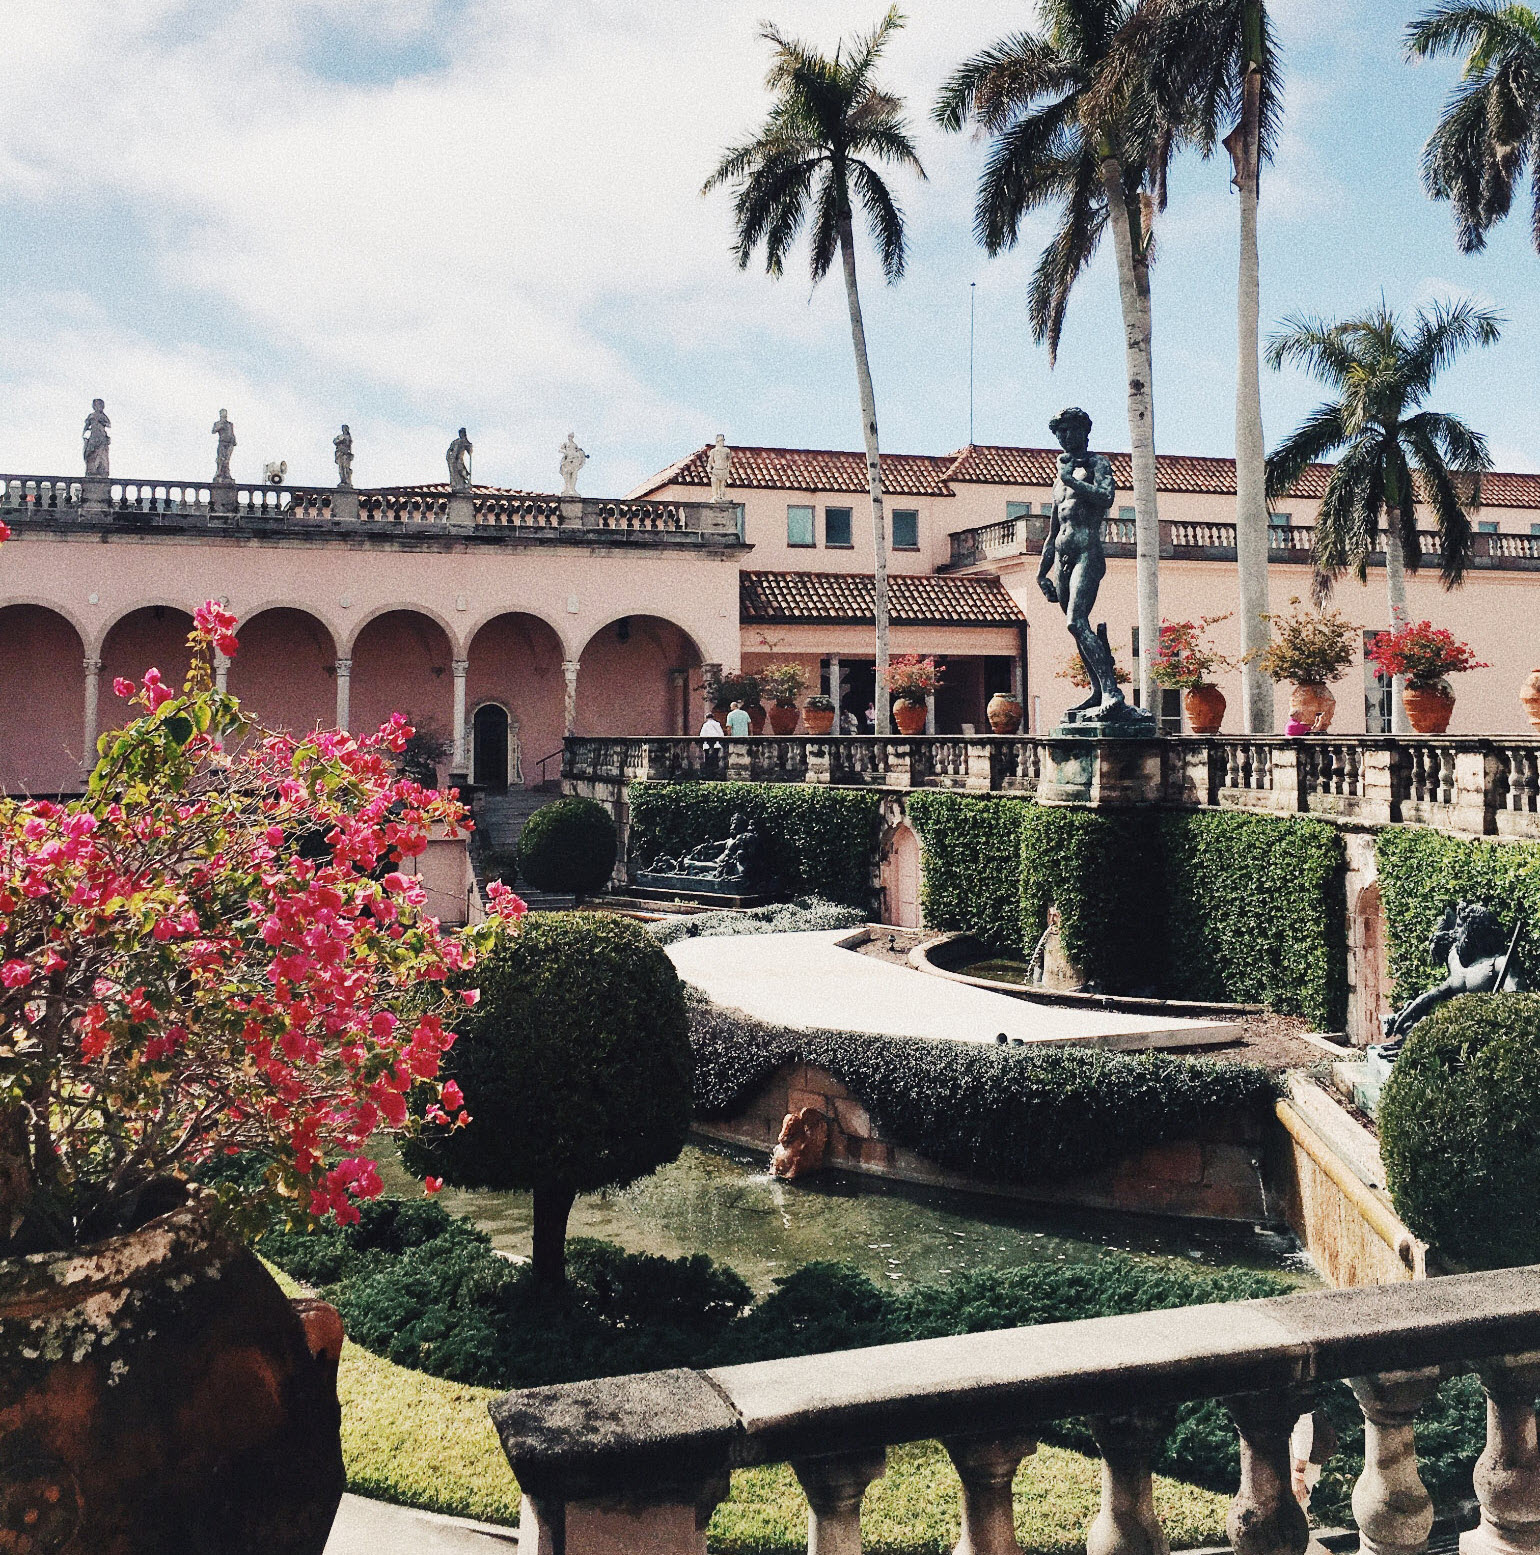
1369, 621, 1488, 690
883, 655, 941, 705
1151, 614, 1235, 692
0, 599, 524, 1255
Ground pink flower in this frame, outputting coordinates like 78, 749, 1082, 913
441, 1079, 464, 1111
485, 880, 528, 920
113, 677, 135, 699
0, 960, 33, 989
424, 1176, 444, 1195
460, 988, 479, 1006
193, 600, 240, 658
141, 668, 174, 712
0, 519, 11, 543
370, 1011, 397, 1040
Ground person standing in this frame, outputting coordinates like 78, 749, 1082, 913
725, 700, 752, 738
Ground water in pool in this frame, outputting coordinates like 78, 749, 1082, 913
378, 1139, 1310, 1293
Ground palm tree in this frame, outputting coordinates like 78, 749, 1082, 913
934, 1, 1171, 722
1264, 298, 1501, 730
1136, 0, 1283, 733
705, 8, 924, 735
1407, 3, 1540, 254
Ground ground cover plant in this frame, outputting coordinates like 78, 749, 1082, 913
648, 896, 866, 947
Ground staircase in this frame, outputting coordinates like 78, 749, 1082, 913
470, 787, 575, 912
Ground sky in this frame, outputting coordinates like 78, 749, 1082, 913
1, 0, 1536, 496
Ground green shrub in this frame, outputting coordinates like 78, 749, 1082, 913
627, 782, 881, 908
1161, 811, 1347, 1028
1379, 992, 1540, 1267
405, 913, 691, 1289
516, 798, 617, 893
907, 793, 1030, 954
686, 991, 1280, 1184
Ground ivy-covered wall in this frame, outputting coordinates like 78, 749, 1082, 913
1376, 828, 1540, 1001
906, 792, 1031, 954
627, 782, 883, 909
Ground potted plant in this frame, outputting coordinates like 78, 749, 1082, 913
1056, 650, 1133, 692
884, 654, 940, 735
803, 693, 837, 736
1370, 621, 1487, 734
1152, 614, 1234, 734
0, 597, 515, 1553
1255, 597, 1357, 733
711, 670, 765, 734
759, 661, 809, 735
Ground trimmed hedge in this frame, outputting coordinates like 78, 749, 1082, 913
906, 792, 1030, 954
1379, 992, 1540, 1269
1376, 828, 1540, 1003
687, 990, 1281, 1184
516, 797, 616, 893
627, 782, 882, 908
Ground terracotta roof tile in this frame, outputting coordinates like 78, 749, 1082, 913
940, 444, 1343, 499
658, 444, 954, 497
740, 569, 1025, 627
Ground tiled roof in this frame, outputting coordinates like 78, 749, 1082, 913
940, 445, 1342, 499
649, 444, 954, 497
740, 570, 1026, 627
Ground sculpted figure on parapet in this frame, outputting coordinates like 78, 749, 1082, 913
446, 427, 473, 492
83, 399, 111, 476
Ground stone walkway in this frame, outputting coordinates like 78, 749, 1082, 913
667, 929, 1237, 1049
324, 1494, 516, 1552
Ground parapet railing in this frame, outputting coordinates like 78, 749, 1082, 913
492, 1264, 1540, 1555
0, 474, 742, 542
562, 733, 1540, 838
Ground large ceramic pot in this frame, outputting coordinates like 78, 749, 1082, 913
1183, 684, 1227, 735
892, 699, 928, 735
986, 692, 1023, 734
0, 1193, 345, 1555
1521, 670, 1540, 733
767, 703, 800, 735
1290, 682, 1336, 733
747, 704, 767, 735
803, 705, 836, 735
1404, 683, 1455, 734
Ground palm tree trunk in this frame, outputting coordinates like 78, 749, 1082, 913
1384, 523, 1412, 734
837, 212, 890, 735
1232, 58, 1273, 733
1100, 156, 1161, 721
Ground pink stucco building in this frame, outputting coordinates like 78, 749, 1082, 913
3, 440, 1538, 798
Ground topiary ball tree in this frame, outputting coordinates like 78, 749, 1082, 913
1379, 991, 1540, 1269
407, 911, 691, 1293
517, 798, 617, 895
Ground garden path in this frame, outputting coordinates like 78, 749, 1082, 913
666, 930, 1238, 1049
325, 1494, 516, 1551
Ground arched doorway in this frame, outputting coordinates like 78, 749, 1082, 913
465, 613, 564, 789
473, 703, 512, 789
100, 606, 194, 743
882, 821, 921, 929
1351, 881, 1390, 1048
0, 605, 86, 794
576, 616, 702, 736
227, 608, 338, 734
350, 610, 455, 779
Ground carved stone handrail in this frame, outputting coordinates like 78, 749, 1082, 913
492, 1265, 1540, 1555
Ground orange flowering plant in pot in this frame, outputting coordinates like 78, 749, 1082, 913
1256, 597, 1357, 734
1369, 621, 1487, 734
1151, 614, 1235, 734
0, 589, 521, 1553
759, 661, 809, 734
884, 655, 941, 735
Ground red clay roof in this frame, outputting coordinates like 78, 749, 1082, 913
656, 444, 954, 497
740, 570, 1026, 627
940, 444, 1340, 499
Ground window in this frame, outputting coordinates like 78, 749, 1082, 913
1269, 511, 1292, 527
1479, 521, 1499, 534
891, 509, 919, 549
787, 504, 814, 547
733, 503, 746, 542
1006, 501, 1033, 523
1531, 523, 1540, 538
1117, 505, 1136, 524
1365, 629, 1394, 734
1042, 503, 1055, 516
825, 506, 853, 547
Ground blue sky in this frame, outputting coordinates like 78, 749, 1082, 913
1, 0, 1535, 495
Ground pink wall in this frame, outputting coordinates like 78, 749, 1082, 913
576, 616, 700, 736
0, 606, 85, 793
99, 607, 194, 739
351, 611, 455, 766
466, 613, 565, 787
227, 607, 338, 735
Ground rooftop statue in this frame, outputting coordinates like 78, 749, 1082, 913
333, 424, 354, 488
1380, 901, 1526, 1052
82, 399, 110, 477
212, 409, 237, 483
446, 427, 473, 492
707, 434, 733, 502
559, 432, 587, 497
1038, 407, 1152, 733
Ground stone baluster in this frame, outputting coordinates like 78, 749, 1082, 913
794, 1448, 887, 1555
1350, 1368, 1441, 1555
334, 656, 352, 732
1268, 743, 1303, 816
1226, 1391, 1313, 1555
943, 1433, 1035, 1555
884, 740, 912, 790
805, 738, 832, 786
81, 656, 102, 781
964, 738, 995, 792
1088, 1413, 1170, 1555
1360, 743, 1397, 823
563, 658, 580, 736
1462, 1354, 1540, 1555
1453, 746, 1502, 836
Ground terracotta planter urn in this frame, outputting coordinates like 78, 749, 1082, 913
1521, 670, 1540, 733
0, 1193, 345, 1555
986, 692, 1023, 734
747, 704, 767, 735
767, 703, 800, 735
892, 699, 928, 735
1289, 682, 1336, 733
1183, 684, 1227, 735
1403, 683, 1455, 735
803, 705, 836, 735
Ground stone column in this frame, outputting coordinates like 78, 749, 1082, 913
794, 1448, 887, 1555
1462, 1354, 1540, 1555
450, 658, 469, 776
81, 657, 102, 780
1089, 1413, 1170, 1555
334, 657, 352, 732
1350, 1370, 1441, 1555
829, 655, 842, 730
1226, 1390, 1313, 1555
517, 1474, 728, 1555
214, 651, 230, 695
944, 1433, 1035, 1555
563, 659, 580, 736
1452, 746, 1503, 837
925, 691, 936, 735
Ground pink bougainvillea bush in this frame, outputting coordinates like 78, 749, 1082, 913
1369, 621, 1488, 689
0, 598, 523, 1254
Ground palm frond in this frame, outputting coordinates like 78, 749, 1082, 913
933, 32, 1082, 134
847, 159, 908, 280
1311, 435, 1386, 594
808, 168, 843, 284
1028, 144, 1107, 361
1401, 298, 1504, 398
1265, 314, 1361, 388
1402, 418, 1478, 585
1266, 405, 1348, 499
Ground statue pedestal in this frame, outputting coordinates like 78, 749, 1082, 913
1038, 731, 1162, 807
332, 488, 359, 523
211, 479, 237, 518
80, 475, 111, 519
447, 491, 474, 528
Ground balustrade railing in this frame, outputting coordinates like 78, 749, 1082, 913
492, 1264, 1540, 1555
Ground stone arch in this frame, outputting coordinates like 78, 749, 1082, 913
466, 613, 565, 789
576, 614, 704, 737
226, 607, 340, 735
99, 604, 195, 742
1350, 880, 1390, 1048
344, 601, 462, 659
0, 605, 87, 794
880, 819, 922, 929
349, 610, 455, 776
471, 701, 519, 789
